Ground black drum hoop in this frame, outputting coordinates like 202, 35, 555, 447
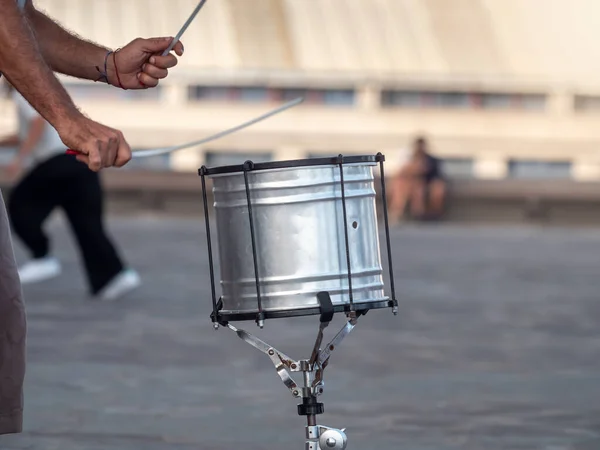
213, 300, 393, 323
198, 154, 381, 177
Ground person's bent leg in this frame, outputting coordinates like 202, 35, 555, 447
409, 179, 427, 219
389, 174, 414, 223
7, 162, 61, 284
0, 193, 26, 435
8, 165, 56, 259
428, 178, 447, 218
58, 156, 137, 298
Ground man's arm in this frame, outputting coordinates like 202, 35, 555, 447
0, 0, 130, 171
23, 0, 185, 88
0, 0, 183, 171
0, 0, 81, 130
23, 0, 110, 83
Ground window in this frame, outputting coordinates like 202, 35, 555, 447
479, 93, 545, 110
382, 90, 471, 109
281, 88, 308, 102
189, 86, 234, 102
204, 151, 273, 168
322, 89, 355, 106
239, 87, 269, 103
381, 90, 421, 107
189, 85, 355, 106
436, 92, 470, 109
508, 160, 571, 179
289, 88, 355, 106
189, 86, 272, 103
574, 95, 600, 112
381, 90, 546, 111
480, 93, 512, 109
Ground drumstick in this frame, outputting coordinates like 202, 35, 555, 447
162, 0, 208, 56
129, 97, 303, 158
66, 97, 304, 159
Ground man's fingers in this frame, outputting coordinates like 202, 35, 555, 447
114, 132, 132, 168
98, 140, 108, 169
171, 40, 184, 57
138, 72, 159, 88
142, 63, 168, 80
61, 116, 132, 171
148, 53, 179, 70
87, 147, 102, 172
106, 134, 119, 167
140, 36, 184, 54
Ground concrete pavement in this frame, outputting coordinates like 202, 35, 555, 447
1, 216, 600, 450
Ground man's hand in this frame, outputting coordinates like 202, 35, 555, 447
108, 37, 184, 89
56, 116, 132, 172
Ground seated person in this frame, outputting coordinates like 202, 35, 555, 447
388, 136, 447, 222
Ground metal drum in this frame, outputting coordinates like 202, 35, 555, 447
199, 155, 397, 326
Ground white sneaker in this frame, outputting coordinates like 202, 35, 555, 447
97, 268, 141, 301
18, 256, 61, 284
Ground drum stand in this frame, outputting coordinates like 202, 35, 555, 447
221, 292, 370, 449
202, 154, 399, 448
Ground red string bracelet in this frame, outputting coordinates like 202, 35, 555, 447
112, 48, 126, 90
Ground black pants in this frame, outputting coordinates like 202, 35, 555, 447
7, 154, 124, 294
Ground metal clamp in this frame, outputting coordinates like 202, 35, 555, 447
313, 311, 358, 387
226, 323, 300, 394
226, 306, 361, 397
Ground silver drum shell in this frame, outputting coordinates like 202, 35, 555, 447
210, 162, 387, 316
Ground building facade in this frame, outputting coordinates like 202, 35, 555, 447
1, 0, 600, 180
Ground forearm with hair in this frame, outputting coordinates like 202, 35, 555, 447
25, 2, 112, 83
0, 0, 81, 130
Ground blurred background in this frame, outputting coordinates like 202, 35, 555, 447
1, 0, 600, 224
2, 1, 600, 449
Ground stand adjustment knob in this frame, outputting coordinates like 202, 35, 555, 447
319, 428, 347, 450
298, 397, 324, 416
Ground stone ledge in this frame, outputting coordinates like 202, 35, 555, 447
1, 170, 599, 225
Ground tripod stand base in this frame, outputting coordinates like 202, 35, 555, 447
222, 292, 362, 449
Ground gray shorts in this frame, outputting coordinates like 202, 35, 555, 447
0, 192, 26, 435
